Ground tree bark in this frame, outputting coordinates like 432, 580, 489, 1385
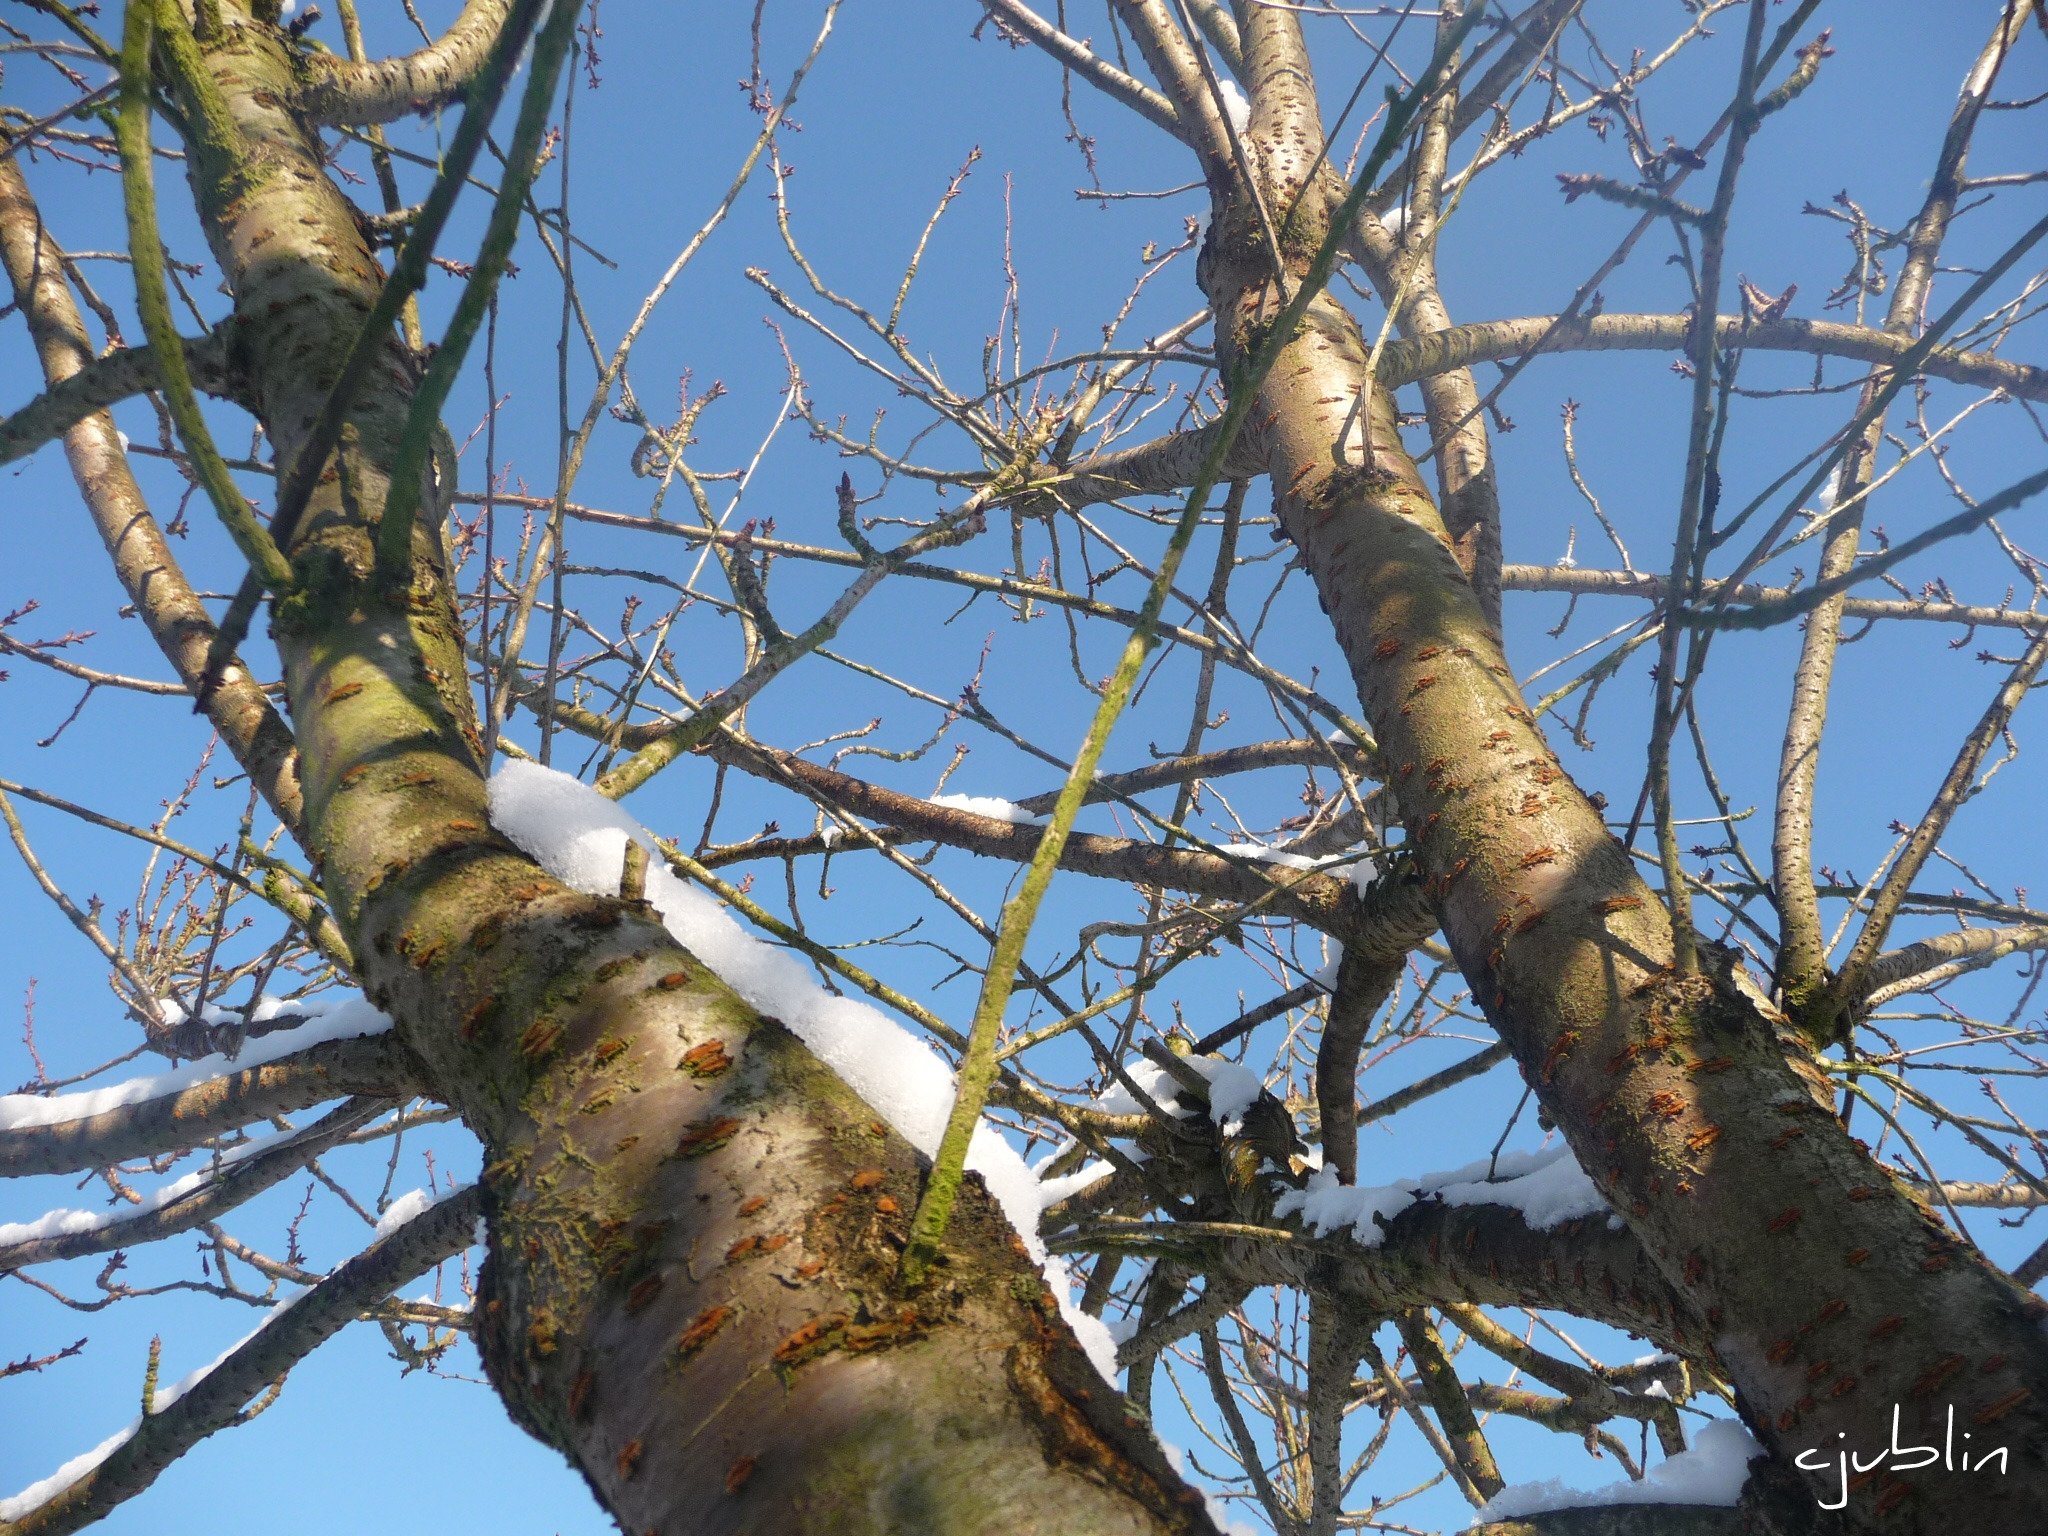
116, 15, 1221, 1533
1159, 8, 2048, 1530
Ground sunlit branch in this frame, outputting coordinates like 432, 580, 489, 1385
0, 1096, 387, 1268
1373, 310, 2048, 403
0, 326, 241, 466
1860, 923, 2048, 1008
974, 0, 1184, 136
0, 1032, 417, 1177
1831, 629, 2048, 1008
0, 147, 302, 832
1502, 563, 2048, 635
293, 0, 518, 126
0, 1186, 481, 1536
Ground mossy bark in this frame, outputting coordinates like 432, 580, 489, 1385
1181, 11, 2048, 1531
153, 14, 1217, 1533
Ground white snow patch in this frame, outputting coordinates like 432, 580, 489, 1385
1818, 462, 1847, 511
1215, 78, 1251, 137
1274, 1143, 1611, 1245
1311, 948, 1344, 992
1037, 1160, 1115, 1209
514, 0, 558, 73
0, 1130, 284, 1250
1088, 1053, 1267, 1134
1473, 1419, 1764, 1520
0, 1293, 304, 1521
373, 1187, 435, 1239
1214, 839, 1378, 892
1216, 840, 1326, 872
1183, 1055, 1261, 1133
0, 1426, 133, 1524
1272, 1170, 1417, 1245
486, 761, 1119, 1379
0, 994, 390, 1131
1089, 1057, 1194, 1119
1429, 1144, 1612, 1229
926, 792, 1045, 825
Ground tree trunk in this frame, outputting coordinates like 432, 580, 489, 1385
1170, 10, 2048, 1530
148, 17, 1217, 1533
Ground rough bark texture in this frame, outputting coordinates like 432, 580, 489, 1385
19, 4, 2048, 1531
149, 17, 1220, 1534
1171, 10, 2048, 1530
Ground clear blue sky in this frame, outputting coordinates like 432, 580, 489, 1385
3, 3, 2044, 1532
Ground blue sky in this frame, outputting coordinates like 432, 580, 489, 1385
3, 2, 2046, 1532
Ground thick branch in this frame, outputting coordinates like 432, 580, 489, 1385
709, 733, 1423, 948
1774, 5, 2028, 1043
0, 327, 241, 466
1039, 416, 1265, 513
1398, 1309, 1505, 1499
976, 0, 1183, 136
1859, 922, 2048, 1006
0, 1187, 481, 1536
1316, 933, 1413, 1184
704, 737, 1371, 863
0, 1097, 387, 1268
1344, 21, 1506, 627
0, 1029, 413, 1176
1184, 7, 2048, 1521
1045, 309, 2046, 525
1375, 311, 2048, 403
170, 19, 1226, 1531
0, 159, 303, 836
292, 0, 517, 125
1834, 630, 2048, 1008
524, 685, 1395, 945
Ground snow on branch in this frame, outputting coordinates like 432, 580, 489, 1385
1276, 1143, 1615, 1247
0, 1021, 409, 1179
486, 760, 1123, 1378
0, 1096, 386, 1269
1472, 1420, 1765, 1525
0, 1185, 478, 1536
0, 996, 391, 1135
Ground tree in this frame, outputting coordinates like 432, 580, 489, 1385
2, 1, 2046, 1532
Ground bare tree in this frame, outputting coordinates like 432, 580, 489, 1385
3, 2, 2047, 1533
